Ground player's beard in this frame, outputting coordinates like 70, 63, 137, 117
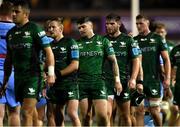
107, 29, 117, 37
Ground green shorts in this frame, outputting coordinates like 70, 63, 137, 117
15, 76, 43, 103
47, 82, 79, 104
79, 79, 107, 100
115, 82, 130, 104
143, 81, 161, 98
173, 82, 180, 106
105, 79, 114, 96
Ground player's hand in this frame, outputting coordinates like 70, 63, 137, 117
137, 83, 143, 94
128, 78, 136, 90
0, 83, 7, 97
47, 75, 55, 87
164, 88, 173, 100
163, 78, 170, 89
114, 82, 122, 96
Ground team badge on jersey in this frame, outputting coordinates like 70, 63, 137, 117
149, 38, 156, 43
119, 41, 126, 47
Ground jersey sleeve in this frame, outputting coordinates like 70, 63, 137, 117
32, 23, 51, 48
68, 38, 79, 60
103, 37, 115, 56
159, 37, 168, 51
129, 37, 140, 59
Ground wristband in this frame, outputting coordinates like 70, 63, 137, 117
115, 76, 120, 83
137, 80, 143, 84
48, 66, 54, 76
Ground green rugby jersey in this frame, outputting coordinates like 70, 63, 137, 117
167, 40, 175, 54
134, 32, 168, 83
77, 34, 114, 81
51, 37, 79, 84
104, 33, 140, 82
6, 22, 51, 77
170, 45, 180, 84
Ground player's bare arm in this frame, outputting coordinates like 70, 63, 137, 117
44, 47, 55, 86
128, 57, 140, 90
57, 60, 79, 77
0, 50, 12, 96
161, 50, 171, 89
107, 54, 122, 95
136, 55, 143, 93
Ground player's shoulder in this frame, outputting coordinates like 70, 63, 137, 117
151, 32, 162, 39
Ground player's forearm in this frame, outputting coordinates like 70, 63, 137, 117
164, 57, 171, 80
60, 60, 79, 76
137, 56, 143, 81
131, 57, 140, 80
109, 55, 120, 82
45, 47, 55, 67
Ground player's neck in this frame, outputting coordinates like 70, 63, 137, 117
109, 31, 121, 38
140, 29, 150, 36
17, 19, 29, 27
55, 34, 64, 42
86, 31, 95, 39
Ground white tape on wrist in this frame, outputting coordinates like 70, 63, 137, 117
48, 66, 54, 76
115, 76, 120, 83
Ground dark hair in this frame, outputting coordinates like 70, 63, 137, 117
13, 0, 30, 11
76, 16, 92, 24
106, 13, 121, 21
0, 1, 13, 15
136, 14, 149, 20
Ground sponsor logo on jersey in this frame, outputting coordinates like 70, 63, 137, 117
85, 41, 92, 44
23, 31, 31, 38
110, 41, 117, 44
80, 51, 103, 56
24, 31, 30, 36
60, 47, 66, 51
132, 48, 139, 56
140, 46, 156, 52
131, 42, 138, 47
38, 31, 46, 37
151, 89, 158, 95
8, 34, 12, 41
149, 38, 156, 43
52, 46, 58, 50
71, 44, 78, 50
15, 31, 21, 35
9, 43, 32, 49
123, 92, 129, 99
28, 88, 36, 95
140, 38, 147, 41
96, 41, 102, 45
115, 51, 127, 57
71, 50, 79, 59
100, 90, 106, 96
175, 51, 180, 57
78, 43, 83, 49
68, 91, 74, 97
119, 41, 126, 47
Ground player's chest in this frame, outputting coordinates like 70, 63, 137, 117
8, 31, 33, 50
